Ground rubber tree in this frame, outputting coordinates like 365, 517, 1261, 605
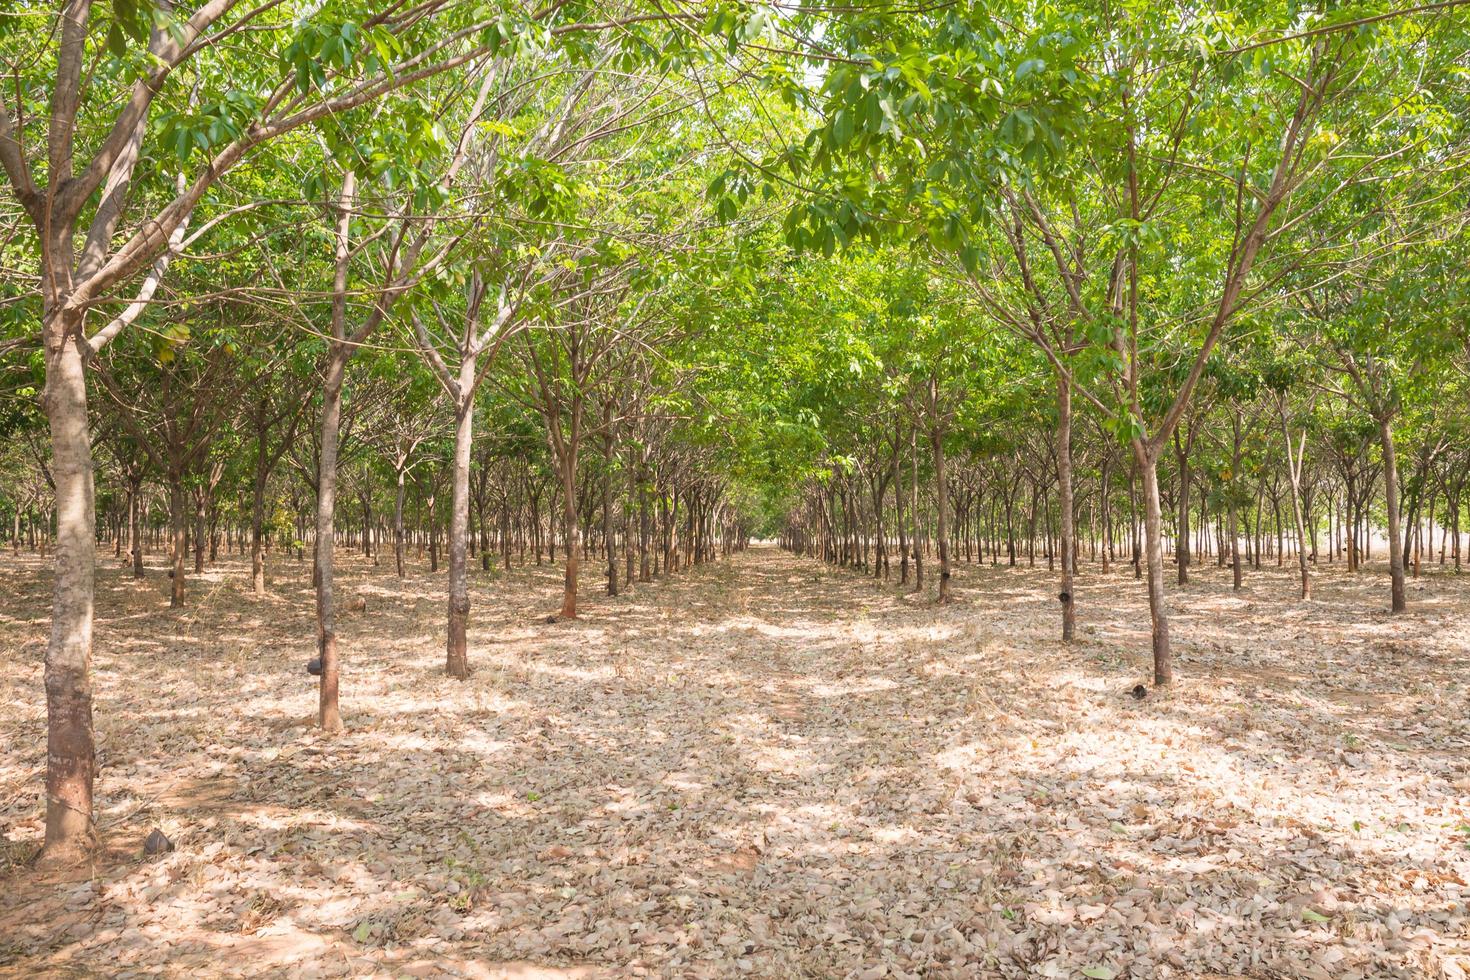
0, 1, 547, 858
412, 272, 526, 676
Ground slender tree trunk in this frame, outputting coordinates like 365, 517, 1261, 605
1174, 431, 1190, 585
129, 476, 144, 579
193, 486, 207, 574
930, 422, 951, 603
910, 424, 922, 592
1229, 496, 1242, 592
1056, 374, 1076, 640
560, 457, 580, 618
168, 477, 186, 607
895, 437, 909, 585
602, 403, 617, 597
314, 349, 347, 732
1228, 410, 1243, 591
394, 468, 406, 578
428, 490, 439, 572
1136, 445, 1172, 685
251, 440, 269, 595
1380, 418, 1407, 613
1279, 406, 1311, 599
446, 386, 474, 678
638, 476, 650, 582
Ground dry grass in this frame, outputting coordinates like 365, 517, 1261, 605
1, 545, 1468, 978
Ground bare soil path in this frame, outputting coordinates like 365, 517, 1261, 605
1, 546, 1468, 978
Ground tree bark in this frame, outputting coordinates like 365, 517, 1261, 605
314, 348, 347, 732
40, 317, 97, 862
910, 424, 922, 592
1136, 445, 1172, 685
1380, 417, 1407, 613
168, 476, 186, 607
560, 458, 580, 618
1055, 373, 1076, 640
129, 474, 144, 579
312, 174, 356, 734
251, 451, 268, 595
394, 468, 407, 578
1230, 410, 1243, 592
602, 400, 617, 597
1279, 405, 1311, 600
193, 486, 207, 574
930, 422, 951, 603
1174, 429, 1191, 585
446, 382, 474, 679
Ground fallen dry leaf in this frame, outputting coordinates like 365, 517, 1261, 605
1, 547, 1468, 979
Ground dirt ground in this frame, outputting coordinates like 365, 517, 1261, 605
1, 545, 1468, 979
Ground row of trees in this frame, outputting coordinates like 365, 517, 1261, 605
771, 338, 1470, 591
711, 2, 1470, 679
727, 249, 1469, 616
0, 0, 783, 864
3, 1, 1468, 868
3, 351, 749, 605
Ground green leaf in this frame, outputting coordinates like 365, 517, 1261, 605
832, 109, 854, 148
1300, 908, 1330, 923
1015, 58, 1046, 81
1081, 968, 1116, 980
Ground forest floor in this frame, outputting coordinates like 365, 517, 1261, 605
1, 545, 1469, 979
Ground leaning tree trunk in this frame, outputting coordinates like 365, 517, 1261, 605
446, 385, 474, 679
40, 316, 97, 863
1379, 417, 1407, 613
1135, 444, 1173, 686
1055, 373, 1076, 640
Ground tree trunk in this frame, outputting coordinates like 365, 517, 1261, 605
251, 441, 269, 596
930, 423, 951, 603
1279, 406, 1311, 599
40, 319, 97, 862
1056, 374, 1076, 640
560, 458, 580, 618
1136, 445, 1172, 686
1229, 496, 1242, 592
446, 387, 474, 678
1379, 418, 1407, 613
1174, 430, 1190, 585
314, 348, 347, 732
168, 477, 186, 607
394, 468, 407, 578
129, 475, 144, 579
910, 424, 922, 592
895, 438, 908, 585
193, 486, 207, 574
602, 403, 617, 597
